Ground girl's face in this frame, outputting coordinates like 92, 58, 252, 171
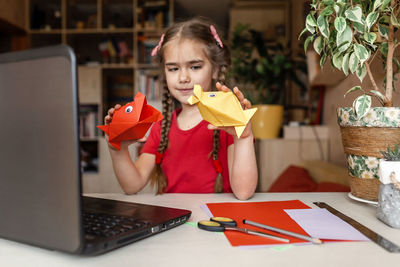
163, 38, 217, 105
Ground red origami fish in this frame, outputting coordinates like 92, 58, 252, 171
97, 92, 163, 150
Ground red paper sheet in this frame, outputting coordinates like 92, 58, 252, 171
206, 200, 311, 246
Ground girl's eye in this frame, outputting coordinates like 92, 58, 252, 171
191, 65, 201, 70
167, 67, 178, 72
125, 106, 133, 113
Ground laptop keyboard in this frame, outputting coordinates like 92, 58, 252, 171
83, 212, 150, 238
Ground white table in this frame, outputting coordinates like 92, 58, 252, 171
1, 193, 399, 267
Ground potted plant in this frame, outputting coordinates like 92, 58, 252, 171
301, 0, 400, 201
377, 144, 400, 228
230, 23, 307, 139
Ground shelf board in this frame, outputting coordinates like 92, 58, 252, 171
80, 137, 99, 142
29, 28, 135, 34
29, 29, 63, 34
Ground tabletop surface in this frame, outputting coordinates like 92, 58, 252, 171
1, 192, 399, 267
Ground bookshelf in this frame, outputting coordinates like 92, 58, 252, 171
27, 0, 173, 192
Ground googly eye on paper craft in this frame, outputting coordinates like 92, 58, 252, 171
125, 106, 133, 113
208, 93, 216, 97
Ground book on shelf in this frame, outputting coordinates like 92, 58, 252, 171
138, 70, 162, 102
79, 106, 99, 139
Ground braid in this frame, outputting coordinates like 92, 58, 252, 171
211, 64, 228, 193
151, 83, 174, 194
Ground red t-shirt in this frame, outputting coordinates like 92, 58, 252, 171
141, 109, 234, 193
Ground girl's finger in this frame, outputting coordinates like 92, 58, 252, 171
233, 87, 245, 101
243, 98, 252, 109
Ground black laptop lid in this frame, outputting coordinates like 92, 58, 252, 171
0, 45, 83, 253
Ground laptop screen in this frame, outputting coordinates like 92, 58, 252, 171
0, 45, 83, 252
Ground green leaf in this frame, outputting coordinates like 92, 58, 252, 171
349, 52, 359, 73
353, 94, 372, 119
370, 90, 386, 102
380, 42, 388, 56
342, 52, 350, 76
334, 17, 346, 33
353, 44, 369, 64
345, 6, 363, 23
313, 36, 323, 55
332, 52, 343, 70
353, 21, 365, 33
356, 64, 367, 82
304, 35, 314, 52
378, 25, 389, 39
317, 15, 330, 38
344, 85, 362, 98
306, 14, 317, 27
320, 6, 334, 16
364, 32, 377, 45
373, 0, 383, 11
366, 12, 379, 31
336, 25, 352, 52
322, 0, 335, 5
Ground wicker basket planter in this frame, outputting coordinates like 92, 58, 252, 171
337, 107, 400, 201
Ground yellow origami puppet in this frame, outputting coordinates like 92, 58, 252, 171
187, 84, 257, 138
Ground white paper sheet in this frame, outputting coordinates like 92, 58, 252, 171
284, 208, 370, 241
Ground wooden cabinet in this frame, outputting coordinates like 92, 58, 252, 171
26, 0, 173, 192
0, 0, 26, 31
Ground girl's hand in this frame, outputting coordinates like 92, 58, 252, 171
208, 82, 253, 139
104, 104, 146, 150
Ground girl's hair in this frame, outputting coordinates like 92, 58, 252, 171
150, 17, 231, 194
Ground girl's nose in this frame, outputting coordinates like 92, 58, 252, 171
179, 69, 190, 83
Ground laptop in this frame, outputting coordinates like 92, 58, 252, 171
0, 45, 191, 255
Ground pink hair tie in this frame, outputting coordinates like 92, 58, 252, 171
210, 25, 223, 48
151, 34, 165, 57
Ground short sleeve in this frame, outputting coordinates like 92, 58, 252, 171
140, 121, 162, 155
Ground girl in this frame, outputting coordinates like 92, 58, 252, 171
105, 17, 257, 200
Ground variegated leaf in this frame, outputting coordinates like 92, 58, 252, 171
356, 64, 367, 82
378, 25, 389, 39
349, 52, 359, 73
353, 44, 369, 64
304, 35, 314, 53
391, 12, 400, 27
370, 90, 386, 102
344, 85, 362, 98
381, 0, 391, 10
366, 12, 379, 30
332, 52, 343, 70
306, 14, 317, 27
342, 52, 350, 76
364, 32, 377, 45
313, 36, 323, 55
334, 17, 346, 33
320, 6, 334, 16
373, 0, 383, 11
317, 15, 329, 38
353, 94, 372, 119
337, 25, 352, 52
345, 6, 362, 23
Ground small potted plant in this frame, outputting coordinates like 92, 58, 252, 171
377, 144, 400, 228
230, 23, 307, 139
301, 0, 400, 201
